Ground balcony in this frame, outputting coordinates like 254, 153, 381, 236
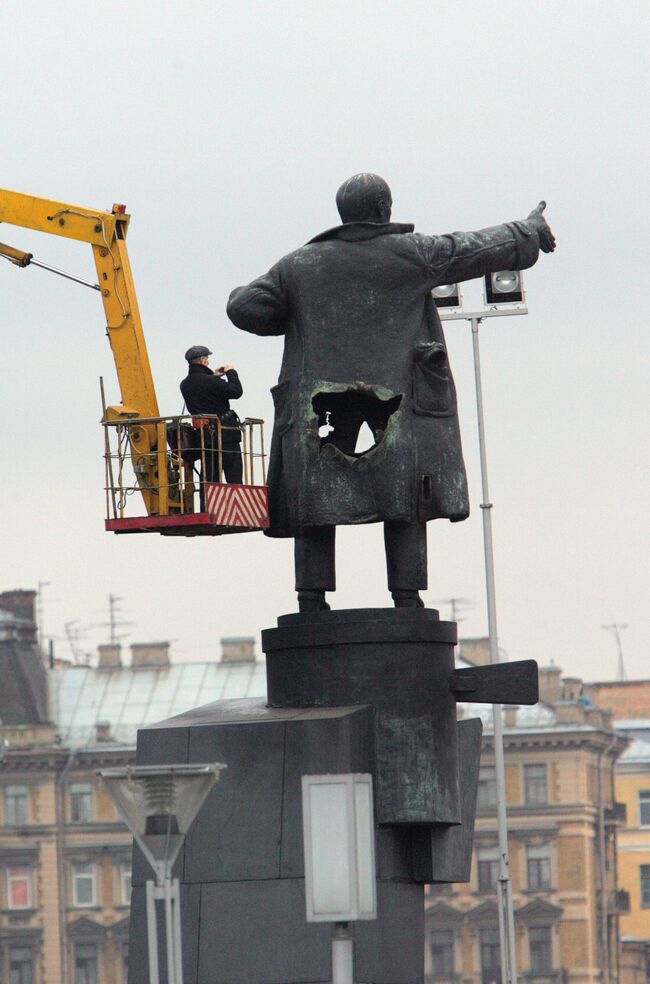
614, 889, 631, 913
598, 889, 631, 914
604, 802, 627, 824
521, 971, 566, 984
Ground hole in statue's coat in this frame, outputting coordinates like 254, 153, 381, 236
312, 389, 402, 458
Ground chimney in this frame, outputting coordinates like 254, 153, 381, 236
458, 637, 490, 666
562, 676, 583, 701
220, 637, 256, 663
0, 590, 38, 645
95, 721, 111, 742
555, 701, 586, 725
504, 707, 519, 727
130, 642, 170, 668
98, 644, 122, 670
0, 590, 36, 624
538, 664, 563, 705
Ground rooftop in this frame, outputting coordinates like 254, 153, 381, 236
619, 737, 650, 764
49, 659, 266, 746
44, 639, 625, 749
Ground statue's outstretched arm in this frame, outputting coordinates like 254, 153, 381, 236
413, 202, 555, 286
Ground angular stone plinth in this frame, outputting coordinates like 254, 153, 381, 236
128, 699, 424, 984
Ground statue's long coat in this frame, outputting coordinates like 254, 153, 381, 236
227, 218, 540, 538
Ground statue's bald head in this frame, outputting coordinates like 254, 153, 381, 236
336, 173, 392, 224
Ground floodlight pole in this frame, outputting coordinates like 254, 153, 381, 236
470, 315, 517, 984
440, 303, 528, 984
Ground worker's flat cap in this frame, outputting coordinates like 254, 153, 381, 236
185, 345, 212, 362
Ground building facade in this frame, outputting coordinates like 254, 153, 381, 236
1, 592, 635, 984
0, 722, 133, 984
582, 681, 650, 984
0, 591, 264, 984
424, 653, 628, 984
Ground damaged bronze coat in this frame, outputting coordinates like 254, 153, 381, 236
227, 218, 541, 537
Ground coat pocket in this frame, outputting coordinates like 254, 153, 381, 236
412, 342, 456, 417
271, 380, 295, 435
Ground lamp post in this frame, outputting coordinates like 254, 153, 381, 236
98, 762, 226, 984
436, 273, 528, 984
302, 773, 377, 984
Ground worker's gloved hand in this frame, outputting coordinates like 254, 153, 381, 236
527, 201, 556, 253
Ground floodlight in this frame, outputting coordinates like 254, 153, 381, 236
432, 283, 462, 308
483, 270, 524, 305
98, 762, 225, 984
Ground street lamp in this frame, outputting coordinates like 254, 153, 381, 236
98, 762, 226, 984
434, 279, 528, 984
302, 773, 377, 984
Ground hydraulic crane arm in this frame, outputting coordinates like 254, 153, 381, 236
0, 187, 165, 516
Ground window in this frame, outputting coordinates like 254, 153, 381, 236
72, 862, 96, 907
641, 865, 650, 908
639, 791, 650, 827
9, 946, 33, 984
527, 844, 551, 890
70, 783, 93, 823
429, 929, 454, 978
529, 925, 553, 972
4, 786, 28, 825
75, 943, 98, 984
524, 764, 548, 806
7, 866, 32, 909
477, 767, 497, 810
121, 861, 132, 904
480, 927, 501, 984
477, 845, 500, 892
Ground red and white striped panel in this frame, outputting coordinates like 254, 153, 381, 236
205, 483, 270, 529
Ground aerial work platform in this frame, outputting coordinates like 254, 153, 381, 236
103, 412, 269, 536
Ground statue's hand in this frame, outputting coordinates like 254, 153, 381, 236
527, 201, 556, 253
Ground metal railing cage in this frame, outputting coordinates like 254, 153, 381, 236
102, 413, 267, 532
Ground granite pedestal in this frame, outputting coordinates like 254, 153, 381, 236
125, 609, 517, 984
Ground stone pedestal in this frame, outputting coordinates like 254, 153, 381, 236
127, 608, 488, 984
264, 608, 460, 824
128, 700, 424, 984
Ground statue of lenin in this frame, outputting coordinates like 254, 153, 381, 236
227, 174, 555, 611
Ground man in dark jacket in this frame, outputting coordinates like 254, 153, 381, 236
180, 345, 243, 485
227, 174, 555, 611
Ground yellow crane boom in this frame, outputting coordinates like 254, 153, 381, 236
0, 186, 171, 517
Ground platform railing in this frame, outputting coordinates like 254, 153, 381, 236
103, 413, 266, 521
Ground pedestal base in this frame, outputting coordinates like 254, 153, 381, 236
263, 608, 460, 825
128, 700, 424, 984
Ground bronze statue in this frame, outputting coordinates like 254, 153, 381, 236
227, 174, 555, 611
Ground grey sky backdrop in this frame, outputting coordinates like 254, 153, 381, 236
1, 1, 647, 680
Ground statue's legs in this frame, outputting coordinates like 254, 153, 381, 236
294, 521, 427, 610
295, 525, 335, 612
384, 520, 427, 607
